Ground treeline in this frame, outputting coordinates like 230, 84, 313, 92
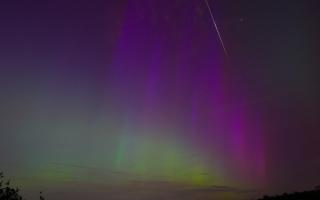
0, 172, 44, 200
2, 170, 320, 200
258, 188, 320, 200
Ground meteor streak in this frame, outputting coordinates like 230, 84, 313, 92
204, 0, 228, 55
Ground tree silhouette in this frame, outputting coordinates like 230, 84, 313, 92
0, 172, 44, 200
257, 188, 320, 200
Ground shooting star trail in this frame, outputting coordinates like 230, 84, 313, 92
204, 0, 228, 55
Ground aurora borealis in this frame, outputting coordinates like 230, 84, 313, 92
1, 0, 319, 200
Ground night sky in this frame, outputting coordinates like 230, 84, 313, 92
0, 1, 319, 200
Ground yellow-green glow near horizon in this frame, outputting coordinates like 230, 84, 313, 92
23, 129, 226, 188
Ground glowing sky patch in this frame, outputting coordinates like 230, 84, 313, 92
1, 0, 319, 200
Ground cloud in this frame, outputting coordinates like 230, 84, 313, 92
48, 162, 137, 177
184, 185, 239, 193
